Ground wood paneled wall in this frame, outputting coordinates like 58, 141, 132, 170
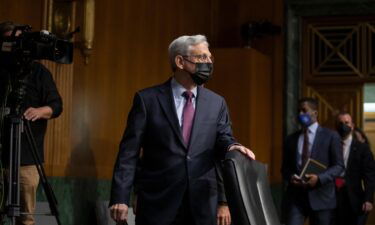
70, 0, 219, 178
43, 61, 73, 176
364, 112, 375, 150
0, 0, 284, 182
0, 0, 43, 29
208, 48, 272, 167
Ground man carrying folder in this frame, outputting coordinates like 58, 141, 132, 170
281, 97, 344, 225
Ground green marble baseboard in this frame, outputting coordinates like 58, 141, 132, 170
36, 177, 111, 225
34, 177, 284, 225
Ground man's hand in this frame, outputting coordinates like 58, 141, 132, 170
24, 106, 53, 121
290, 174, 306, 187
217, 204, 231, 225
362, 201, 373, 213
110, 203, 129, 223
304, 174, 319, 188
229, 145, 255, 160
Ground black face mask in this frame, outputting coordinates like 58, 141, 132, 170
337, 123, 352, 138
185, 62, 213, 85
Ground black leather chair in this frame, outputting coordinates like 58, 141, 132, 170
222, 151, 280, 225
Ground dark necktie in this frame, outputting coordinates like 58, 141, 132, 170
335, 140, 346, 189
301, 128, 309, 167
182, 91, 195, 146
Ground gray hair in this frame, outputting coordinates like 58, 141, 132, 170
168, 34, 209, 71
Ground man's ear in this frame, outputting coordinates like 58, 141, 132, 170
312, 110, 318, 120
175, 55, 184, 70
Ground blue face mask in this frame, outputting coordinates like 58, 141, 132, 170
298, 113, 312, 127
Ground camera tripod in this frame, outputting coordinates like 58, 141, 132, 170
1, 63, 61, 225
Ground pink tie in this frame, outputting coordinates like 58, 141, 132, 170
182, 91, 195, 146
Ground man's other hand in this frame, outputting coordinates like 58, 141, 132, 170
229, 145, 255, 160
290, 174, 306, 187
24, 106, 53, 121
217, 204, 231, 225
362, 201, 373, 213
305, 174, 319, 188
110, 203, 128, 223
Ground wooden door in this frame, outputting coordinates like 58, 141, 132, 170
302, 16, 375, 225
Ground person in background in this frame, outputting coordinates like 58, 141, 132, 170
353, 126, 370, 146
281, 97, 344, 225
333, 112, 375, 225
0, 21, 63, 225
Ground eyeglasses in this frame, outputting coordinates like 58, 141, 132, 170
182, 54, 214, 63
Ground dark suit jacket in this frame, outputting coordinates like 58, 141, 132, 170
344, 139, 375, 214
281, 126, 344, 210
215, 160, 227, 203
110, 79, 237, 225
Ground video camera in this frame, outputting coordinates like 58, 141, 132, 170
0, 25, 73, 67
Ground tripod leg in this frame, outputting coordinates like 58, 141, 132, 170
6, 118, 22, 225
24, 120, 61, 225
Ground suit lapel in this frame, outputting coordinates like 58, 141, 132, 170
188, 85, 207, 151
292, 131, 301, 170
310, 126, 322, 159
157, 79, 186, 148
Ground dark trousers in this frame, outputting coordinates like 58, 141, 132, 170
285, 191, 333, 225
135, 191, 197, 225
334, 186, 368, 225
171, 192, 196, 225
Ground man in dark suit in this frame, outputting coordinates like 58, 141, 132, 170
334, 112, 375, 225
109, 34, 255, 225
281, 98, 344, 225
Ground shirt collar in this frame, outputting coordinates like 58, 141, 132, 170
171, 78, 197, 98
307, 122, 319, 134
343, 134, 353, 146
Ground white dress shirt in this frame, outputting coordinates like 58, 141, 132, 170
341, 134, 353, 175
171, 78, 197, 127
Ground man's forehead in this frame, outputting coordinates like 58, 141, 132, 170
189, 43, 210, 53
338, 114, 352, 122
299, 102, 310, 109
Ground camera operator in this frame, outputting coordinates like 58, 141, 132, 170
0, 21, 63, 225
